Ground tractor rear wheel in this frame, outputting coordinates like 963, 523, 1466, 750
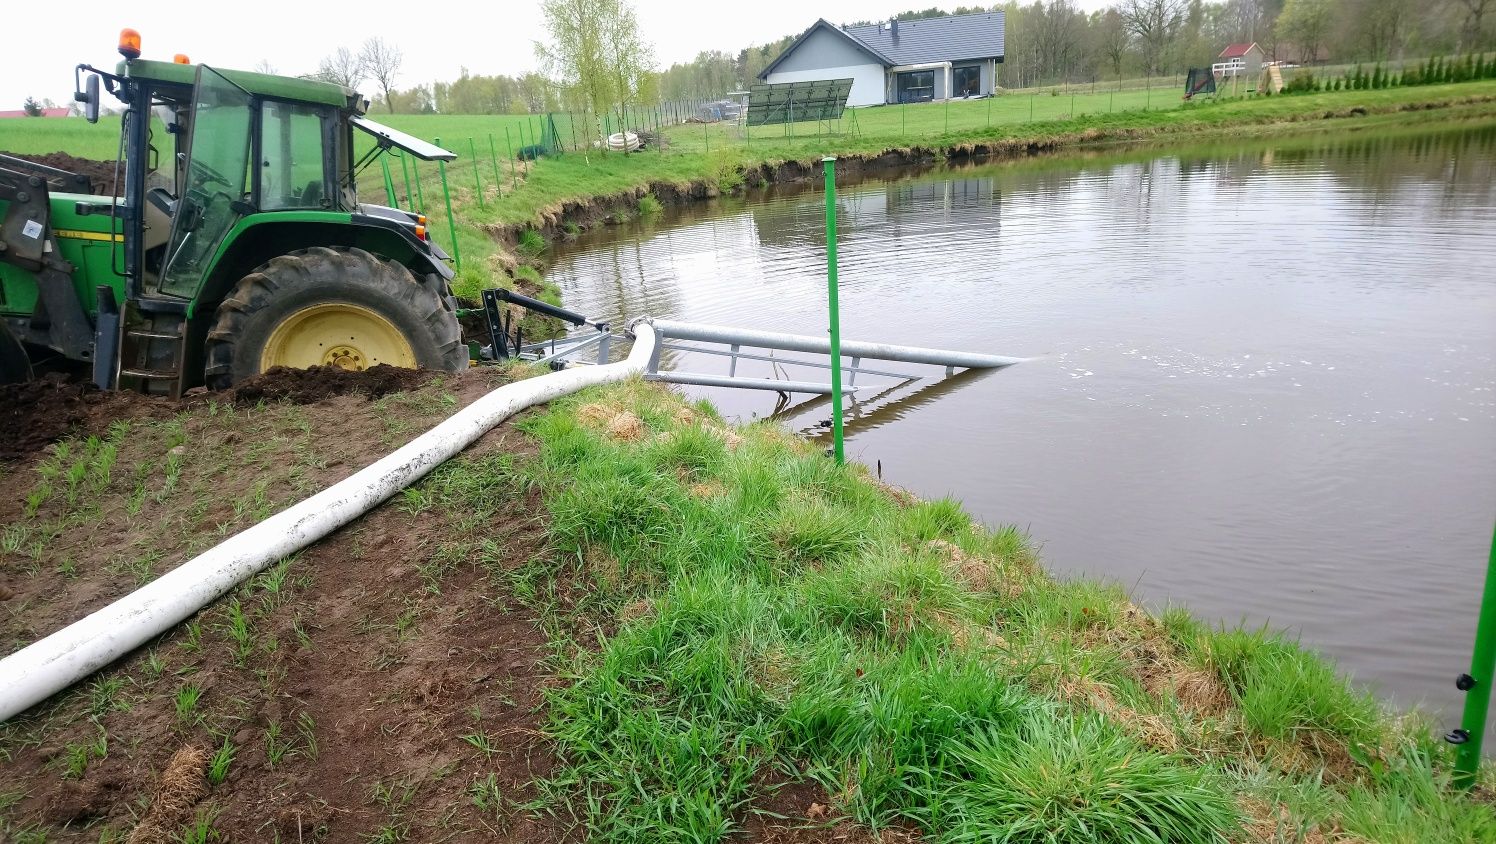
204, 246, 465, 388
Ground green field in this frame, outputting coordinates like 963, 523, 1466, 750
5, 79, 1496, 303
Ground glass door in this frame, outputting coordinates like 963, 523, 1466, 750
159, 66, 254, 298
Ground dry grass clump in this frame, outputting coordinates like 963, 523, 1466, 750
923, 539, 1024, 600
688, 481, 725, 499
126, 745, 209, 844
1052, 673, 1181, 754
605, 411, 647, 442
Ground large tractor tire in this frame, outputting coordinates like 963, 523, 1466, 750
204, 246, 466, 388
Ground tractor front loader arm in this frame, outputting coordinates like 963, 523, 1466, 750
0, 165, 97, 360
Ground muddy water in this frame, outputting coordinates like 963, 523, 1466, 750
548, 123, 1496, 724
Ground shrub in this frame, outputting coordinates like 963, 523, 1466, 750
516, 228, 545, 255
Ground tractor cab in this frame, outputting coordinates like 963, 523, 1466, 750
0, 30, 465, 395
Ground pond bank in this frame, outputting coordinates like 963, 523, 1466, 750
474, 81, 1496, 294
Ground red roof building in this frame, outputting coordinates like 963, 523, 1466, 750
1219, 43, 1260, 60
0, 108, 70, 118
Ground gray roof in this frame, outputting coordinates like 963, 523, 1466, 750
759, 13, 1006, 81
844, 12, 1005, 66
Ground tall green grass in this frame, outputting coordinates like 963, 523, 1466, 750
501, 379, 1496, 842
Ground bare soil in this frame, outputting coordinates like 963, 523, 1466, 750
0, 151, 118, 195
0, 367, 577, 842
229, 364, 436, 406
0, 375, 175, 463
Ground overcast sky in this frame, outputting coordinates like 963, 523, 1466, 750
8, 0, 1116, 110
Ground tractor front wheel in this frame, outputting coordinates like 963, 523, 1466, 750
204, 246, 465, 388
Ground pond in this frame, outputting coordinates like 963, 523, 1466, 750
547, 122, 1496, 726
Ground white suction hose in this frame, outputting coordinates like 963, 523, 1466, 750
0, 323, 657, 722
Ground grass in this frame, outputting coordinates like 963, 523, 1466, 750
502, 377, 1496, 843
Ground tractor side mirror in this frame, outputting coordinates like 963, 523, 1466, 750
77, 74, 101, 124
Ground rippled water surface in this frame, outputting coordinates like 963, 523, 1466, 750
549, 124, 1496, 723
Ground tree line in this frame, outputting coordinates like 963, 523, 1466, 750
657, 1, 1494, 97
294, 0, 1493, 117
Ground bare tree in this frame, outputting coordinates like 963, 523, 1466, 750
361, 37, 404, 113
1118, 0, 1188, 76
316, 47, 365, 90
1275, 0, 1333, 64
1451, 0, 1493, 50
1099, 8, 1132, 80
253, 59, 278, 75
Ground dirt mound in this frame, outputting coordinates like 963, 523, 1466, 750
0, 150, 118, 195
231, 364, 437, 405
0, 376, 170, 462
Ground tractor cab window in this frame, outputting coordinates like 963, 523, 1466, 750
259, 102, 331, 210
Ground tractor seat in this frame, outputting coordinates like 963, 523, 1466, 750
143, 187, 177, 253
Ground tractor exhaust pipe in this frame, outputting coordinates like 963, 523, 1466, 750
0, 323, 659, 722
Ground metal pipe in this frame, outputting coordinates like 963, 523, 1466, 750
659, 343, 914, 380
0, 325, 661, 722
647, 319, 1025, 369
1453, 522, 1496, 789
496, 288, 590, 327
649, 371, 861, 395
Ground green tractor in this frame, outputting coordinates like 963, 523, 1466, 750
0, 30, 466, 395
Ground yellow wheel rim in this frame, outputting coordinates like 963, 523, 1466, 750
260, 303, 417, 372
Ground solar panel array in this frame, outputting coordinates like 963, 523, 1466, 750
745, 79, 855, 126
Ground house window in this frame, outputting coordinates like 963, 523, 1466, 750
953, 65, 982, 97
896, 71, 934, 103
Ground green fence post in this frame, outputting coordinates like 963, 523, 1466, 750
944, 98, 950, 134
434, 136, 461, 271
488, 134, 502, 194
822, 156, 844, 465
504, 127, 517, 191
412, 158, 425, 211
1454, 523, 1496, 790
987, 94, 992, 126
902, 102, 906, 137
1030, 93, 1035, 122
398, 151, 413, 209
1071, 93, 1076, 117
381, 154, 397, 207
704, 120, 709, 154
468, 137, 484, 209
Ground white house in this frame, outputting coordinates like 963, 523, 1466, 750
759, 13, 1007, 107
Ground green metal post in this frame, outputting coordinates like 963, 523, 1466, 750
434, 136, 461, 271
505, 127, 519, 189
412, 158, 425, 210
398, 151, 413, 209
468, 137, 484, 208
902, 102, 906, 137
822, 157, 844, 465
987, 94, 992, 126
488, 134, 502, 194
1454, 523, 1496, 789
944, 98, 949, 134
381, 155, 398, 207
1030, 93, 1035, 121
704, 120, 709, 153
1071, 93, 1076, 117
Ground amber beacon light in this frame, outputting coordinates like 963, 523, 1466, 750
118, 28, 142, 60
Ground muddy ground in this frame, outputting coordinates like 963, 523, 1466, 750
0, 366, 576, 842
1, 151, 118, 195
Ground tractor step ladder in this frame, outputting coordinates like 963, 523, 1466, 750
117, 299, 188, 397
